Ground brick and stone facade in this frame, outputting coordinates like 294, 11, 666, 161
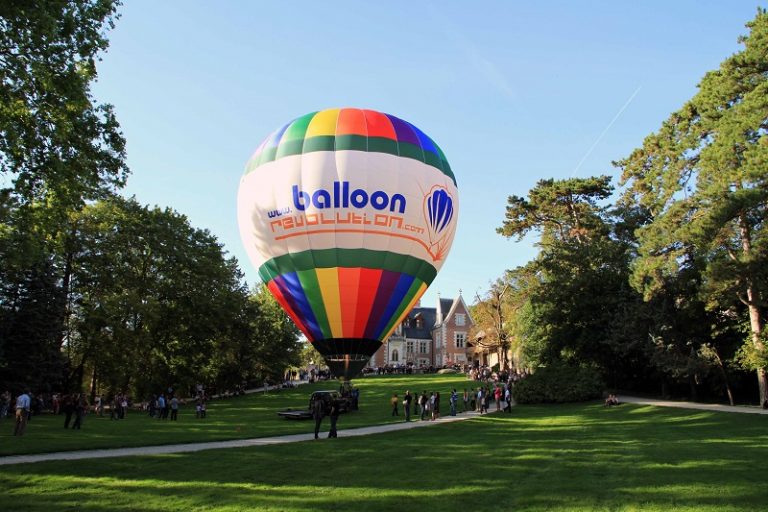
368, 293, 474, 368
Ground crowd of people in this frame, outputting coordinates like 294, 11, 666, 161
390, 383, 516, 422
382, 365, 523, 425
1, 382, 219, 436
2, 390, 95, 435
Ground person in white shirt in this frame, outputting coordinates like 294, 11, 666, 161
14, 389, 31, 436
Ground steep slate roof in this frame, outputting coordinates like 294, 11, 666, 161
402, 307, 436, 340
437, 298, 453, 324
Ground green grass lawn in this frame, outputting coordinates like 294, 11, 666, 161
0, 374, 471, 456
1, 397, 767, 511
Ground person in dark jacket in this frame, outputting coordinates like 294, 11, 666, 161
312, 397, 325, 439
328, 398, 340, 438
71, 394, 87, 430
63, 394, 74, 428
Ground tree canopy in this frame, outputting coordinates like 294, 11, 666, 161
616, 8, 768, 402
0, 2, 303, 398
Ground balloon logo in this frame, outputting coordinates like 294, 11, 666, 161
424, 186, 456, 261
427, 188, 454, 234
237, 108, 459, 380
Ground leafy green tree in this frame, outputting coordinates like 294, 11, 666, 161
0, 0, 127, 210
58, 197, 302, 398
208, 285, 301, 392
0, 257, 66, 392
471, 277, 513, 370
0, 0, 127, 393
617, 9, 768, 403
471, 265, 541, 370
497, 176, 650, 387
246, 287, 303, 381
498, 176, 613, 245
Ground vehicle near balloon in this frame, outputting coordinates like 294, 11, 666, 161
277, 390, 348, 420
238, 108, 459, 380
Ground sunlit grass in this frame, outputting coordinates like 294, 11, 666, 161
1, 400, 767, 511
0, 374, 470, 456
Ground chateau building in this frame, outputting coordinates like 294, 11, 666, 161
368, 292, 475, 368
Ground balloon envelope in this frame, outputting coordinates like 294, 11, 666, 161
238, 108, 458, 379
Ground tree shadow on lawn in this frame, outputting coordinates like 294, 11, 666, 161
2, 403, 767, 511
1, 375, 471, 457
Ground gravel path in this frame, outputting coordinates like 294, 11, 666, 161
0, 410, 485, 466
3, 396, 764, 467
620, 396, 768, 415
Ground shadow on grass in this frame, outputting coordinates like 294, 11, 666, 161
2, 403, 767, 511
0, 374, 473, 457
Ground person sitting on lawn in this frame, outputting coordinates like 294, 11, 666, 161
605, 394, 620, 406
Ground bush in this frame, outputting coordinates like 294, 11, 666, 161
512, 365, 604, 404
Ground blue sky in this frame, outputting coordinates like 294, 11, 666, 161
93, 1, 764, 308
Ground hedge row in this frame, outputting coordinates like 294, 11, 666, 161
512, 365, 604, 404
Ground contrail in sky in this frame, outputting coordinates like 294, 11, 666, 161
570, 84, 643, 177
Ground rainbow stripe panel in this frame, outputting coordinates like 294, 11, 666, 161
259, 248, 436, 343
245, 108, 456, 186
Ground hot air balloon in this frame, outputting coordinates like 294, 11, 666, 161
237, 108, 458, 380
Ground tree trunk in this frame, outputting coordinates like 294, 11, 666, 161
712, 347, 735, 406
90, 366, 98, 403
56, 230, 76, 351
739, 214, 766, 405
746, 300, 766, 404
74, 357, 86, 393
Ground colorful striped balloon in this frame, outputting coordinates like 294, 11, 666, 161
237, 108, 459, 379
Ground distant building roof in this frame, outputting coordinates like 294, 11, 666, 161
402, 306, 436, 340
439, 298, 453, 319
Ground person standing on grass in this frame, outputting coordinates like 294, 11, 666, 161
391, 393, 399, 416
110, 395, 119, 420
450, 389, 458, 416
328, 398, 340, 438
403, 390, 412, 422
52, 393, 60, 416
494, 386, 502, 411
71, 394, 87, 430
433, 392, 440, 420
170, 396, 179, 420
157, 394, 166, 420
419, 391, 428, 420
63, 394, 75, 427
13, 389, 31, 436
312, 395, 325, 439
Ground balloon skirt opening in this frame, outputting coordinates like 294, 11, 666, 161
313, 338, 381, 381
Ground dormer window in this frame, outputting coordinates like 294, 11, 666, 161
415, 316, 424, 328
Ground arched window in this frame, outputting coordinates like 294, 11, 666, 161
391, 349, 399, 362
